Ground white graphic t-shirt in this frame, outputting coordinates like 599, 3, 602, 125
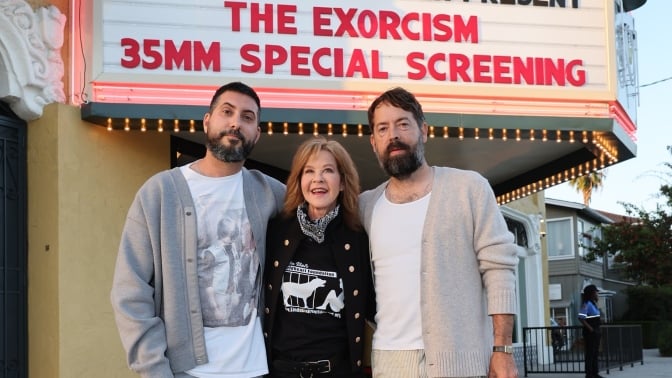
181, 165, 267, 378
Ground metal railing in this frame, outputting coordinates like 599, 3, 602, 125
522, 324, 643, 376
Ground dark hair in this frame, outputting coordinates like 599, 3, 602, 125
208, 82, 261, 117
283, 137, 362, 231
367, 87, 425, 131
581, 284, 599, 303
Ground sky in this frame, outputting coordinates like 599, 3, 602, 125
545, 1, 672, 215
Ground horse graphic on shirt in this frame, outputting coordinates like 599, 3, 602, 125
282, 278, 326, 308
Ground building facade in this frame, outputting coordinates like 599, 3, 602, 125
0, 0, 644, 376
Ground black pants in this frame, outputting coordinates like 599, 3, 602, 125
269, 358, 365, 378
583, 329, 601, 378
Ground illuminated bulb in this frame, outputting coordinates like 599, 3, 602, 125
542, 129, 548, 142
174, 119, 179, 132
429, 126, 435, 138
582, 131, 588, 143
569, 130, 575, 143
283, 122, 288, 136
107, 118, 112, 131
124, 118, 130, 131
488, 128, 494, 140
556, 130, 562, 143
327, 123, 333, 136
141, 118, 146, 132
502, 129, 507, 141
267, 122, 273, 135
530, 129, 535, 141
298, 122, 304, 135
357, 124, 363, 137
458, 127, 464, 140
515, 129, 521, 142
158, 119, 164, 132
443, 127, 449, 139
313, 122, 319, 136
474, 128, 479, 140
342, 123, 347, 137
189, 120, 195, 133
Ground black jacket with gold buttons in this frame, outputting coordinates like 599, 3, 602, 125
263, 213, 375, 373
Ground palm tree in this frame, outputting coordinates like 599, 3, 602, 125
569, 171, 606, 206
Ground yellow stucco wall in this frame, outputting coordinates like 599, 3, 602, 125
27, 103, 169, 377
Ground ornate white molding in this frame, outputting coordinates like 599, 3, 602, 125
0, 0, 66, 121
501, 206, 542, 256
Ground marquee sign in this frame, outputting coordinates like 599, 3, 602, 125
85, 0, 615, 102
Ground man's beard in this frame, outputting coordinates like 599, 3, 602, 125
206, 129, 255, 162
378, 139, 424, 179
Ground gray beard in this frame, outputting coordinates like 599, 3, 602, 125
381, 142, 424, 179
206, 132, 255, 163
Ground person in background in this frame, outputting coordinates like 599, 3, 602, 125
359, 87, 519, 378
264, 137, 374, 377
111, 82, 286, 377
578, 284, 603, 378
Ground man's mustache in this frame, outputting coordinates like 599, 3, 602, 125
217, 129, 244, 140
386, 140, 410, 154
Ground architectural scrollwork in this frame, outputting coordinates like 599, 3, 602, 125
0, 0, 66, 121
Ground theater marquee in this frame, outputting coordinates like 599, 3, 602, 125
76, 0, 639, 203
79, 0, 615, 105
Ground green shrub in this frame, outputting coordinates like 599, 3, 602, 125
659, 323, 672, 357
623, 286, 672, 322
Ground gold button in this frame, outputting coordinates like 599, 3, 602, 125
284, 239, 290, 246
354, 313, 360, 319
355, 336, 361, 343
344, 243, 351, 251
353, 289, 359, 296
349, 266, 355, 272
274, 260, 279, 267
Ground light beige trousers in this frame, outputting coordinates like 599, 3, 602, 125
371, 349, 484, 378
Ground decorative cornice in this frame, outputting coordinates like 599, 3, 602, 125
0, 0, 66, 121
500, 206, 542, 256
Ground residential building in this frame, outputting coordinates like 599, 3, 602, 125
545, 198, 636, 327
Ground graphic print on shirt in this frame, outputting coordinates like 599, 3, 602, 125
281, 262, 343, 318
196, 203, 259, 327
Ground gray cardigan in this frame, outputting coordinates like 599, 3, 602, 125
359, 167, 519, 377
111, 167, 285, 377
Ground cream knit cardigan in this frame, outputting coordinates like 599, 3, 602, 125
359, 166, 519, 377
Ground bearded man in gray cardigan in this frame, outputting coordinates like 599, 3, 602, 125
360, 87, 519, 378
111, 82, 285, 377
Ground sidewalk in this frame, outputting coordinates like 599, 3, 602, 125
524, 349, 672, 378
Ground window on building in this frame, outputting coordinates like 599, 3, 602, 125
578, 220, 603, 263
550, 307, 569, 328
547, 218, 574, 259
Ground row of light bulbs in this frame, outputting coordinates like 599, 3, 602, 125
104, 117, 619, 204
496, 155, 616, 205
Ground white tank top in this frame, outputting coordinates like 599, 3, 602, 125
369, 191, 430, 350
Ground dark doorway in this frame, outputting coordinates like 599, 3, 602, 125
0, 101, 27, 378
